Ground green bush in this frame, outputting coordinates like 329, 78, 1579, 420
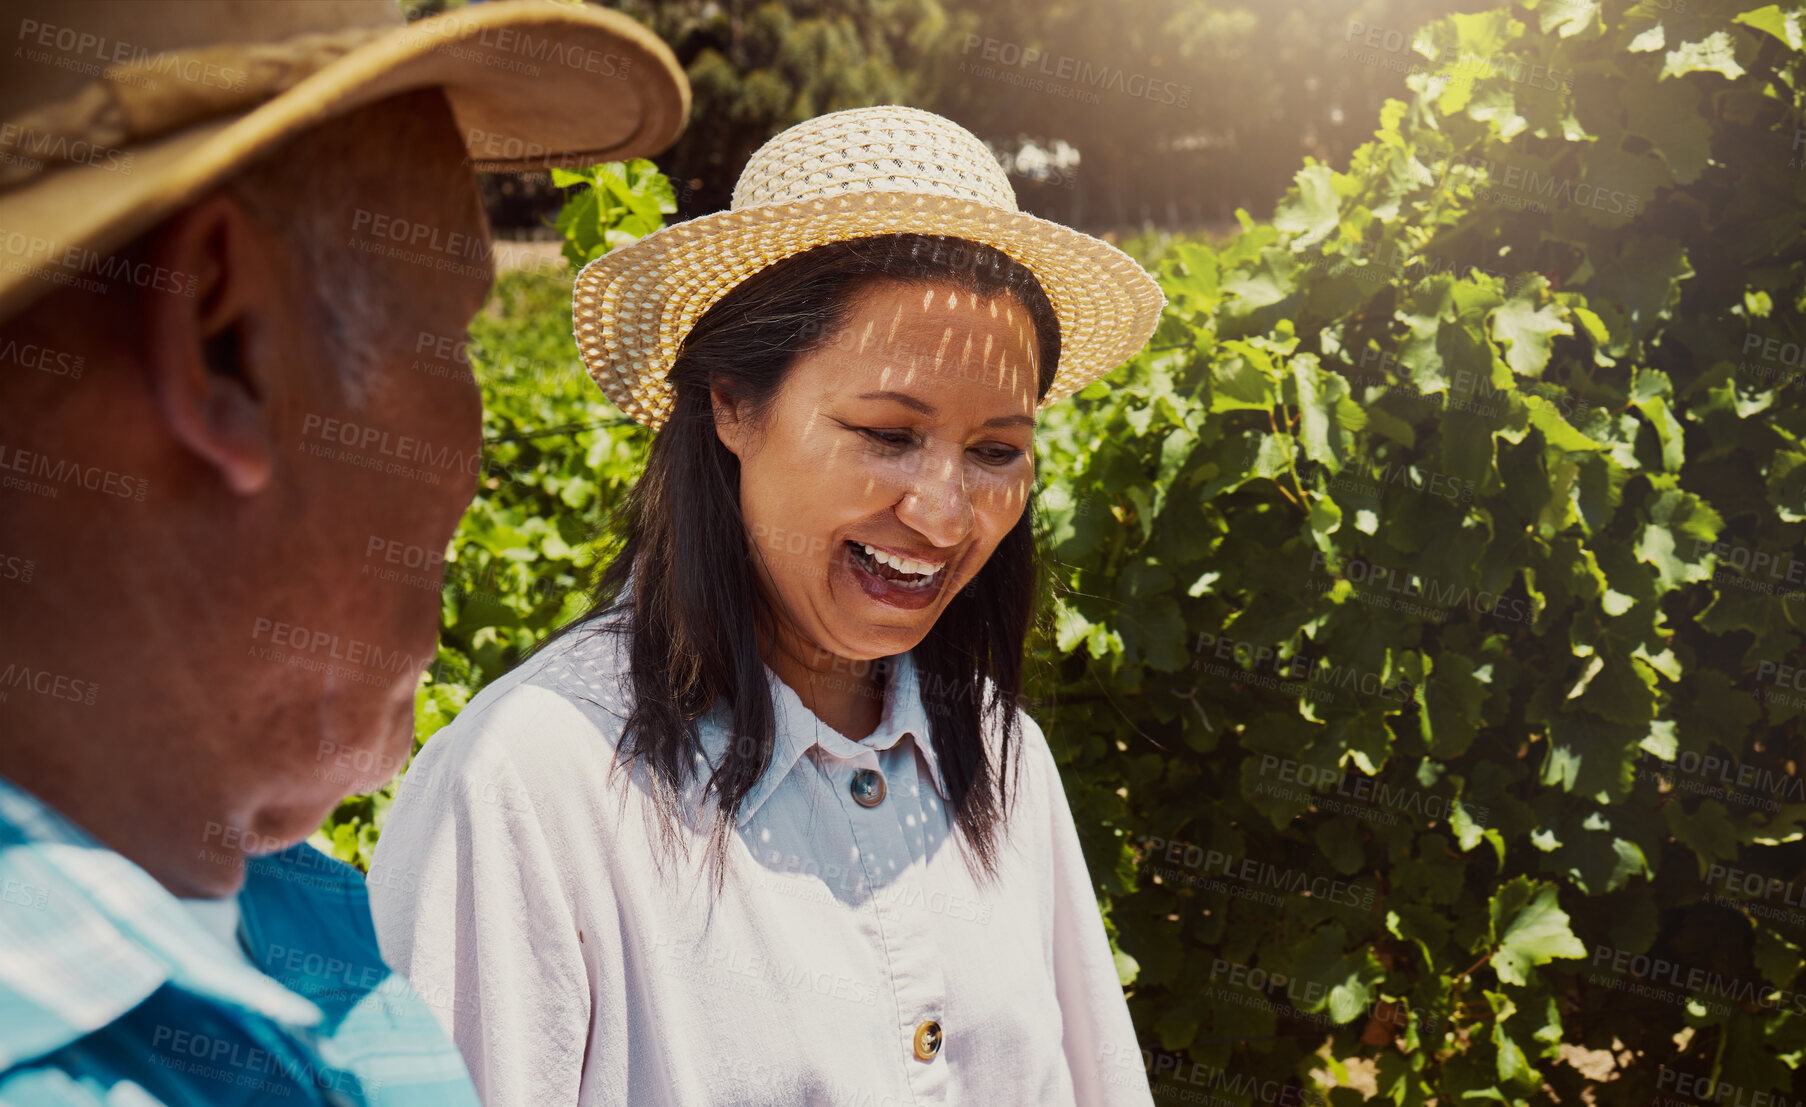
324, 2, 1806, 1099
1035, 0, 1806, 1101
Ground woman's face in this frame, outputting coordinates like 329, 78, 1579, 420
714, 278, 1040, 667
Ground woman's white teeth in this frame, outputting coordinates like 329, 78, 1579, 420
859, 542, 941, 579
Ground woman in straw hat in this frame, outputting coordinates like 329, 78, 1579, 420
368, 105, 1164, 1106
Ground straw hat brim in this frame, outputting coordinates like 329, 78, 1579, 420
572, 191, 1167, 429
0, 0, 688, 322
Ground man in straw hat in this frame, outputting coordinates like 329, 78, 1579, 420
0, 0, 687, 1102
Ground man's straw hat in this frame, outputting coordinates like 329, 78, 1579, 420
572, 105, 1166, 430
0, 0, 690, 322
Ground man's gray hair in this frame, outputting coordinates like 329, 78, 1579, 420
224, 87, 480, 411
229, 174, 385, 409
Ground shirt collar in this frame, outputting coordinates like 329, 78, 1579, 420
692, 650, 946, 829
0, 774, 322, 1070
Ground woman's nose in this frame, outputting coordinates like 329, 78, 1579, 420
895, 451, 973, 549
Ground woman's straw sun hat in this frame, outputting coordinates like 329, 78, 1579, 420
573, 105, 1166, 430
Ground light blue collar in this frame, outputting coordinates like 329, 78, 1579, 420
690, 650, 947, 827
0, 775, 321, 1070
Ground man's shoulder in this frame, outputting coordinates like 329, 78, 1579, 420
237, 846, 481, 1100
242, 843, 374, 943
239, 843, 390, 1000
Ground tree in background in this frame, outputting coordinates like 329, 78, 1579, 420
600, 0, 950, 217
406, 0, 951, 221
920, 0, 1498, 227
406, 0, 1502, 230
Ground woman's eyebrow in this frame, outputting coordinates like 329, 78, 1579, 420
854, 390, 1037, 428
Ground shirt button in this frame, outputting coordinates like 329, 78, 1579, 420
913, 1020, 942, 1061
850, 768, 886, 808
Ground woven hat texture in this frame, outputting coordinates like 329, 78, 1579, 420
572, 104, 1165, 429
0, 0, 689, 322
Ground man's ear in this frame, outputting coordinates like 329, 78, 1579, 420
140, 189, 281, 496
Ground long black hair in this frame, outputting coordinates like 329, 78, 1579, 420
549, 234, 1062, 895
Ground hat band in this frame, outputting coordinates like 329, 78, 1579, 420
0, 25, 391, 188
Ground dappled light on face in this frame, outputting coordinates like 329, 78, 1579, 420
802, 405, 825, 436
928, 328, 955, 383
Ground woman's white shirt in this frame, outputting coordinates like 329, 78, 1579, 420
366, 620, 1155, 1107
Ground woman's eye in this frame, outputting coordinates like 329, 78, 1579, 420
857, 427, 1025, 465
860, 428, 914, 448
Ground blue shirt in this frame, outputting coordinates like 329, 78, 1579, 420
0, 775, 481, 1106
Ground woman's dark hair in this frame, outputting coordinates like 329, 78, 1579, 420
548, 233, 1062, 895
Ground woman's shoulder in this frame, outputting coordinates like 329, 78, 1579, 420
963, 669, 1049, 752
405, 615, 638, 793
958, 669, 1055, 795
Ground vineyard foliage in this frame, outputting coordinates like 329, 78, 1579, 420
325, 1, 1806, 1099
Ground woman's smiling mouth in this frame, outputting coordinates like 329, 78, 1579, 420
844, 540, 947, 607
850, 541, 946, 580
